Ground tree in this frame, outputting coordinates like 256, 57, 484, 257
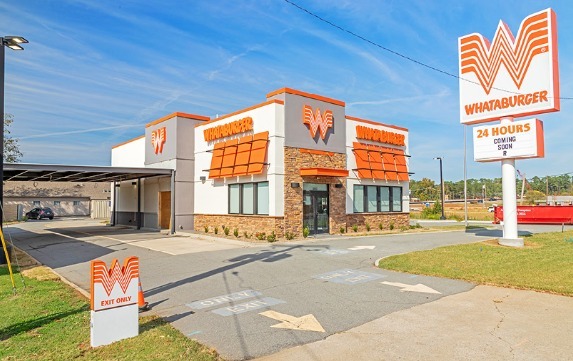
524, 190, 546, 205
4, 113, 22, 163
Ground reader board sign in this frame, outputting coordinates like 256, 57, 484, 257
473, 118, 544, 162
90, 256, 139, 347
459, 8, 559, 125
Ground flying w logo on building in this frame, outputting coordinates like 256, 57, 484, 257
92, 257, 139, 296
151, 127, 166, 154
460, 10, 551, 95
302, 105, 333, 140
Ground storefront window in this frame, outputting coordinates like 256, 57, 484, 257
354, 185, 402, 213
228, 182, 269, 215
243, 183, 254, 214
367, 186, 377, 212
353, 186, 364, 213
229, 184, 240, 214
380, 187, 390, 212
257, 182, 269, 215
392, 187, 402, 212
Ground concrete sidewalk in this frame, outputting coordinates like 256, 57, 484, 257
255, 285, 573, 361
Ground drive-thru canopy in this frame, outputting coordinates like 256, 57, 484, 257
2, 163, 174, 231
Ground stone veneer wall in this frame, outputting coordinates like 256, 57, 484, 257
346, 212, 409, 232
194, 214, 285, 238
284, 147, 347, 236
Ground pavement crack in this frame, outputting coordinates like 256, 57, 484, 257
490, 294, 515, 358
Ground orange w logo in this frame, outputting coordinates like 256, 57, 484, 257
302, 105, 333, 140
92, 257, 139, 296
151, 127, 166, 154
460, 9, 553, 95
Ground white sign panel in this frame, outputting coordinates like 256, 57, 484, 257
459, 8, 559, 124
473, 118, 544, 162
90, 257, 139, 347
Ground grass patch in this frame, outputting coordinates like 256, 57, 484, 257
378, 231, 573, 297
0, 253, 221, 361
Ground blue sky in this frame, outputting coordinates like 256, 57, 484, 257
2, 0, 572, 182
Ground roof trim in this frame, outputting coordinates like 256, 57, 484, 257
196, 99, 284, 128
267, 88, 345, 107
146, 112, 210, 128
112, 135, 145, 149
346, 115, 409, 132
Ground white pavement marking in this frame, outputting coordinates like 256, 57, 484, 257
348, 246, 376, 250
260, 310, 326, 333
381, 281, 441, 294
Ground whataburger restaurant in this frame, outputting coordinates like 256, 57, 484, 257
112, 88, 411, 237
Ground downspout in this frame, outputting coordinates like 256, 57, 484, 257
137, 178, 141, 230
170, 170, 176, 234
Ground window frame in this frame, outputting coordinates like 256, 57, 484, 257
353, 185, 403, 213
228, 181, 269, 215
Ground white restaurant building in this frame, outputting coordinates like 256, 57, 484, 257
111, 88, 411, 238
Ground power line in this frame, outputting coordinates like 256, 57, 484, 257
284, 0, 573, 100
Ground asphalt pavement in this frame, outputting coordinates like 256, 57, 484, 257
5, 218, 573, 360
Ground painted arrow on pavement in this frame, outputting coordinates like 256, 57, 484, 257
259, 310, 325, 332
348, 246, 376, 250
381, 281, 441, 294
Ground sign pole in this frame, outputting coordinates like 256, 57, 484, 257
499, 117, 523, 247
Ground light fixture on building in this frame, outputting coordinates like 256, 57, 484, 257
334, 183, 343, 188
199, 176, 206, 183
290, 182, 300, 188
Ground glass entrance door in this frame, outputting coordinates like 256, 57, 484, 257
303, 184, 329, 235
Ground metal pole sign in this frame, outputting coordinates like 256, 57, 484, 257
90, 256, 139, 347
459, 8, 559, 247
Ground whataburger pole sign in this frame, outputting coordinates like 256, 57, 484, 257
459, 8, 559, 124
459, 8, 559, 246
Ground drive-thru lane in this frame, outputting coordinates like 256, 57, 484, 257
7, 219, 494, 360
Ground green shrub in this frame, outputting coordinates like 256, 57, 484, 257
244, 231, 251, 239
365, 223, 371, 232
389, 222, 395, 230
378, 223, 383, 230
233, 228, 239, 237
204, 225, 209, 233
224, 227, 230, 236
255, 232, 266, 241
285, 232, 295, 240
303, 227, 310, 238
352, 225, 358, 232
266, 231, 276, 242
339, 226, 345, 234
214, 227, 219, 234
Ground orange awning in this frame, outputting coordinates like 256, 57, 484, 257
300, 168, 349, 177
207, 131, 269, 179
352, 142, 409, 181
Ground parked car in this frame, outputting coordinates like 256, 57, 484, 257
25, 207, 55, 220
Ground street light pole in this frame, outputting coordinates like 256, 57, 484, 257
434, 157, 446, 220
1, 35, 28, 228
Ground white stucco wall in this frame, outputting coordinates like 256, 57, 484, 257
194, 101, 285, 216
111, 136, 145, 167
345, 117, 410, 214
